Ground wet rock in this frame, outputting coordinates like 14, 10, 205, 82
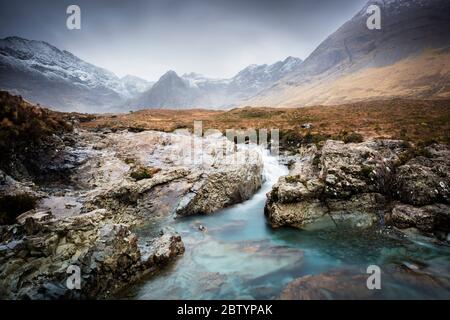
23, 217, 44, 235
279, 265, 450, 300
0, 209, 185, 299
78, 223, 144, 298
265, 139, 401, 229
17, 210, 53, 225
0, 170, 38, 197
271, 177, 324, 203
326, 193, 386, 228
265, 200, 327, 229
279, 271, 372, 300
176, 165, 263, 216
387, 203, 450, 234
142, 228, 185, 266
266, 193, 384, 229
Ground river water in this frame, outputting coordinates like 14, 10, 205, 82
120, 148, 450, 300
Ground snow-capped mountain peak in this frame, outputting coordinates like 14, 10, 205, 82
0, 36, 151, 111
1, 37, 117, 90
231, 56, 303, 89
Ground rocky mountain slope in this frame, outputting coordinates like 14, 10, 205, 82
137, 0, 450, 109
250, 0, 450, 106
0, 37, 152, 112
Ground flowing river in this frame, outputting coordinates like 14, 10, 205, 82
119, 148, 450, 299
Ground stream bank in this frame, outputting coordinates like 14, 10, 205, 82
119, 146, 450, 300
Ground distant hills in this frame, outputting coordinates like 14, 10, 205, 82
1, 0, 449, 112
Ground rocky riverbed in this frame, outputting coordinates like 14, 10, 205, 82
0, 129, 263, 299
118, 140, 450, 300
0, 122, 449, 299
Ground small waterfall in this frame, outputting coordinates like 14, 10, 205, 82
234, 142, 289, 195
251, 146, 289, 197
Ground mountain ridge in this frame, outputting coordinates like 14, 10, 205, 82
126, 56, 303, 110
1, 0, 449, 111
0, 36, 302, 111
246, 0, 450, 107
0, 36, 152, 112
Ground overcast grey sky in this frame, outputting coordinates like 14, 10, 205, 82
0, 0, 367, 81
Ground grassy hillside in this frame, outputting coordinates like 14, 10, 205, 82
0, 91, 73, 177
248, 48, 450, 107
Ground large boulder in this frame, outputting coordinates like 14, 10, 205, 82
266, 140, 450, 237
265, 140, 404, 230
265, 200, 327, 229
176, 159, 263, 216
320, 140, 404, 198
266, 193, 385, 229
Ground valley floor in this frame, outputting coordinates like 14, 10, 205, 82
82, 99, 450, 148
